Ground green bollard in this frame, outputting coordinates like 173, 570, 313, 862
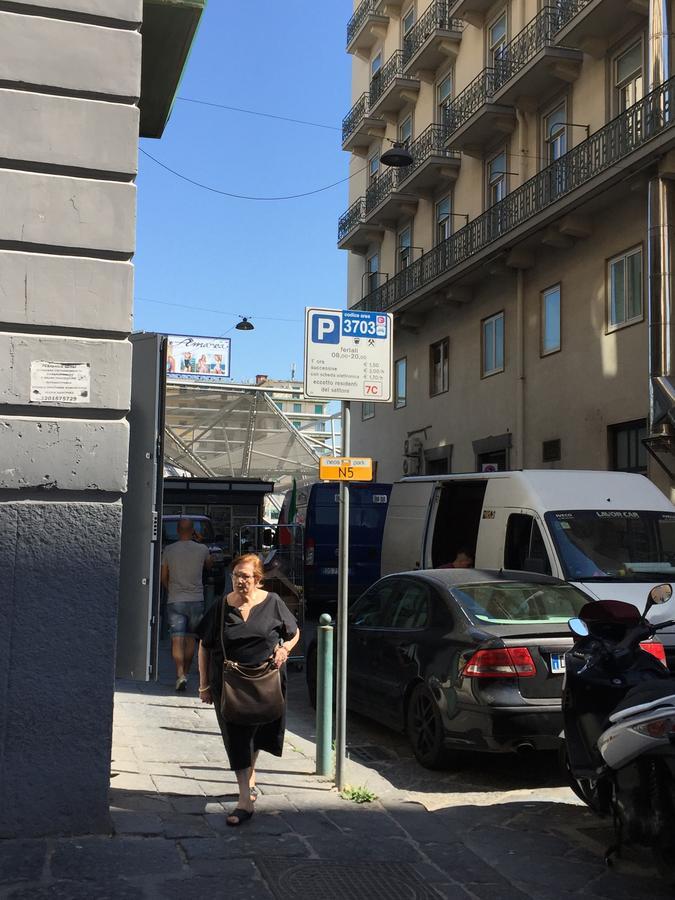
316, 613, 334, 777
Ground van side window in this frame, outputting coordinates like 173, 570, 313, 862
504, 514, 552, 575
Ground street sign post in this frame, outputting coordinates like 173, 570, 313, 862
319, 457, 373, 482
304, 309, 392, 791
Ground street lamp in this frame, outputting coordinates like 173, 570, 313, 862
380, 139, 414, 168
235, 316, 254, 331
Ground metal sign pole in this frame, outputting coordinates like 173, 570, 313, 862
335, 400, 350, 791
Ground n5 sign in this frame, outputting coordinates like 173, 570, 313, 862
304, 308, 393, 403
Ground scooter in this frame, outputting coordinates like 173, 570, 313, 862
562, 583, 675, 882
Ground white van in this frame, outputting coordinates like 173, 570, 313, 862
382, 470, 675, 652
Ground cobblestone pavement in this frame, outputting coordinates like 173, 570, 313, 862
1, 662, 673, 899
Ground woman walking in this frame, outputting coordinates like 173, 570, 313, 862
196, 553, 300, 826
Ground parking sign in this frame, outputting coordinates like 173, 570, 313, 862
304, 308, 393, 402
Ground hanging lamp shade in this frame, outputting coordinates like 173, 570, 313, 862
380, 142, 414, 167
236, 317, 254, 331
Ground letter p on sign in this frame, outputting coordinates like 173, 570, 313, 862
312, 314, 340, 344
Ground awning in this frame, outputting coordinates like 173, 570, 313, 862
164, 382, 322, 489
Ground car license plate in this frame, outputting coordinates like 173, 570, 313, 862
550, 653, 566, 674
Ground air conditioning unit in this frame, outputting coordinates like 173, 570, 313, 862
403, 436, 424, 476
403, 455, 421, 476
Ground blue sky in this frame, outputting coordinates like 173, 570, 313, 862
134, 1, 354, 382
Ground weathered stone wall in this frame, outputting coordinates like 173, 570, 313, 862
0, 0, 140, 836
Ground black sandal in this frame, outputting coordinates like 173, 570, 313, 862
227, 808, 254, 827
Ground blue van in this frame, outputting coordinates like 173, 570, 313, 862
283, 482, 392, 606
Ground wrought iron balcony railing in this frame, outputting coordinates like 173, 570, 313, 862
365, 168, 399, 213
402, 0, 464, 66
356, 79, 675, 312
555, 0, 595, 31
493, 6, 567, 91
338, 197, 367, 241
342, 92, 381, 143
370, 50, 408, 106
444, 5, 578, 135
444, 67, 497, 132
398, 123, 459, 181
347, 0, 378, 47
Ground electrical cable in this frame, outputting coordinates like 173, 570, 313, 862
135, 295, 302, 322
139, 148, 365, 201
177, 96, 340, 132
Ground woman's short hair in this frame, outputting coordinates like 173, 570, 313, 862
232, 553, 264, 582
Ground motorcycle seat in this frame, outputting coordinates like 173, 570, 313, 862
610, 682, 675, 723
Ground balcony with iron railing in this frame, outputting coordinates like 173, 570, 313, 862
443, 6, 581, 152
397, 123, 461, 192
554, 0, 647, 52
402, 1, 464, 76
369, 49, 420, 116
356, 79, 675, 313
342, 92, 386, 152
337, 125, 460, 248
338, 196, 384, 252
346, 0, 389, 55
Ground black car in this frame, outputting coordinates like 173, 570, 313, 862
306, 569, 589, 768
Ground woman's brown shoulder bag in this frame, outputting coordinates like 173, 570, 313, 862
219, 599, 284, 726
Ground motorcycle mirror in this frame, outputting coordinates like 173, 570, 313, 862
648, 583, 673, 606
568, 617, 590, 638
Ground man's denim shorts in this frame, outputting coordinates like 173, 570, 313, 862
167, 601, 205, 637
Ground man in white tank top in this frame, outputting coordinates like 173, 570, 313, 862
161, 518, 212, 691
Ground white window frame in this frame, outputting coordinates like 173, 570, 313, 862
487, 11, 507, 68
437, 70, 453, 120
608, 245, 643, 331
402, 5, 416, 39
482, 311, 505, 377
395, 357, 407, 408
399, 114, 413, 146
366, 252, 380, 294
541, 283, 561, 356
368, 153, 380, 185
486, 149, 507, 207
435, 196, 451, 244
398, 223, 412, 271
615, 39, 644, 114
544, 101, 567, 164
371, 51, 383, 77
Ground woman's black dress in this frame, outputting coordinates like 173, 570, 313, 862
196, 592, 297, 771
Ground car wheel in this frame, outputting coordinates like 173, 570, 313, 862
406, 683, 454, 770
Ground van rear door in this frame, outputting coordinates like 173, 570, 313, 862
381, 481, 436, 575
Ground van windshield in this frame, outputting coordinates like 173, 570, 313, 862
545, 510, 675, 581
453, 582, 587, 624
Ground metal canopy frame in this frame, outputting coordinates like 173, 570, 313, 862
164, 381, 322, 488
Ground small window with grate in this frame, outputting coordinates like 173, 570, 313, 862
542, 439, 561, 462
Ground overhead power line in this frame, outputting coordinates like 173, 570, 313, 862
135, 295, 302, 323
139, 148, 364, 201
177, 96, 341, 132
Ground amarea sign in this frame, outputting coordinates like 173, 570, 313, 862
304, 308, 393, 402
319, 456, 373, 482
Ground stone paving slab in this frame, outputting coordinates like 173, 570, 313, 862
1, 668, 674, 898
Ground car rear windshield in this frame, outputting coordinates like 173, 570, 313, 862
453, 582, 587, 625
545, 510, 675, 581
163, 519, 215, 543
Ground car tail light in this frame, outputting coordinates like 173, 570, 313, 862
632, 716, 675, 738
640, 641, 668, 666
305, 537, 315, 566
462, 647, 537, 679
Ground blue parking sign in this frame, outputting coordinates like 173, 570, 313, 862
311, 313, 340, 344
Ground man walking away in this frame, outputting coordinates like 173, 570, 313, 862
161, 517, 212, 691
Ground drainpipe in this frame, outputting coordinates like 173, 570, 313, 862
648, 0, 675, 448
516, 268, 525, 468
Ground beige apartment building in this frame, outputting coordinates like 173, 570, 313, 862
339, 0, 675, 494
